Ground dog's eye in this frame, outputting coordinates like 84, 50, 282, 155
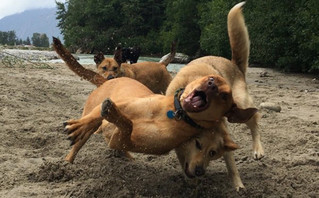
102, 66, 107, 71
195, 139, 202, 150
209, 150, 216, 157
220, 93, 229, 101
113, 67, 118, 71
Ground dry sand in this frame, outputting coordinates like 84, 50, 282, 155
0, 61, 318, 197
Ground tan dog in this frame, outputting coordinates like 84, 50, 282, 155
52, 37, 175, 94
93, 43, 176, 94
63, 75, 257, 163
165, 2, 264, 190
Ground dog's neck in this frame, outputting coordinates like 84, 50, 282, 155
166, 88, 204, 129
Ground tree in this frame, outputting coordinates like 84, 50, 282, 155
160, 0, 207, 56
32, 33, 49, 47
23, 37, 31, 45
198, 0, 237, 58
55, 0, 318, 73
0, 30, 17, 45
56, 0, 165, 54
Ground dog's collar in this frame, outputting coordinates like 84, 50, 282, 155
167, 88, 204, 129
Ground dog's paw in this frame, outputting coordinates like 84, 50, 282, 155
253, 143, 265, 160
254, 151, 264, 160
101, 98, 114, 118
236, 185, 246, 195
63, 120, 78, 134
63, 120, 84, 146
101, 98, 120, 123
233, 177, 245, 193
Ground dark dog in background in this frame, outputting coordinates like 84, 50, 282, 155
119, 46, 141, 64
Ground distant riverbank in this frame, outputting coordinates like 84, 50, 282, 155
0, 48, 185, 73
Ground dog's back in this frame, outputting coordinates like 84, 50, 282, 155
82, 77, 153, 116
122, 61, 172, 94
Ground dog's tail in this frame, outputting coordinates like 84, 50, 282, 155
227, 2, 250, 74
52, 37, 106, 87
160, 41, 177, 66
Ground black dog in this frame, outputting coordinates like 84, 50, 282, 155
116, 45, 141, 64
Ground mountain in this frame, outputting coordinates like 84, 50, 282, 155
0, 8, 63, 42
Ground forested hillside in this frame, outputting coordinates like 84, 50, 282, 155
56, 0, 319, 73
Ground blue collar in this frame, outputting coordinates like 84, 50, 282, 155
167, 88, 204, 129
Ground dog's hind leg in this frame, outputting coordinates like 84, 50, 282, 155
223, 151, 245, 191
101, 122, 134, 160
101, 99, 134, 151
246, 112, 264, 159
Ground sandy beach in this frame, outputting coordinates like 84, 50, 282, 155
0, 50, 318, 197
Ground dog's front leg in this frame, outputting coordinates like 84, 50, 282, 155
246, 112, 264, 160
223, 151, 245, 192
101, 99, 133, 151
64, 105, 104, 163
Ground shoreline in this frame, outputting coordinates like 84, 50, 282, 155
0, 49, 59, 61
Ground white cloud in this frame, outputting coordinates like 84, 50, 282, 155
0, 0, 66, 19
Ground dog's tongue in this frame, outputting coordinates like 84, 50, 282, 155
183, 93, 206, 112
191, 95, 204, 107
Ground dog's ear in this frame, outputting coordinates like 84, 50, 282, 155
224, 139, 239, 151
225, 104, 258, 123
114, 45, 123, 65
223, 132, 239, 151
94, 52, 105, 66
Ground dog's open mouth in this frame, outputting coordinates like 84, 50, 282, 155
182, 90, 208, 112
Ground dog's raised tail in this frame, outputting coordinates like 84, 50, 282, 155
160, 41, 177, 66
52, 37, 106, 87
227, 2, 250, 74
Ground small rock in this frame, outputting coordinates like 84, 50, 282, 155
259, 71, 271, 77
262, 114, 269, 118
241, 156, 248, 161
259, 102, 282, 112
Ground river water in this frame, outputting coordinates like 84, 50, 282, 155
50, 54, 185, 73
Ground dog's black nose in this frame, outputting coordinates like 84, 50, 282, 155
207, 77, 218, 92
107, 75, 115, 80
194, 165, 205, 177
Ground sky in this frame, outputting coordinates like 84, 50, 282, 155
0, 0, 66, 20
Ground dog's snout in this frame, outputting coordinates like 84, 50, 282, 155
194, 165, 205, 177
107, 75, 115, 80
207, 77, 218, 92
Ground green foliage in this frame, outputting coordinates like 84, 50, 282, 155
56, 0, 319, 73
24, 37, 31, 45
160, 0, 205, 55
198, 0, 237, 58
0, 31, 32, 46
0, 31, 17, 45
31, 33, 49, 47
56, 0, 165, 54
244, 0, 319, 73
